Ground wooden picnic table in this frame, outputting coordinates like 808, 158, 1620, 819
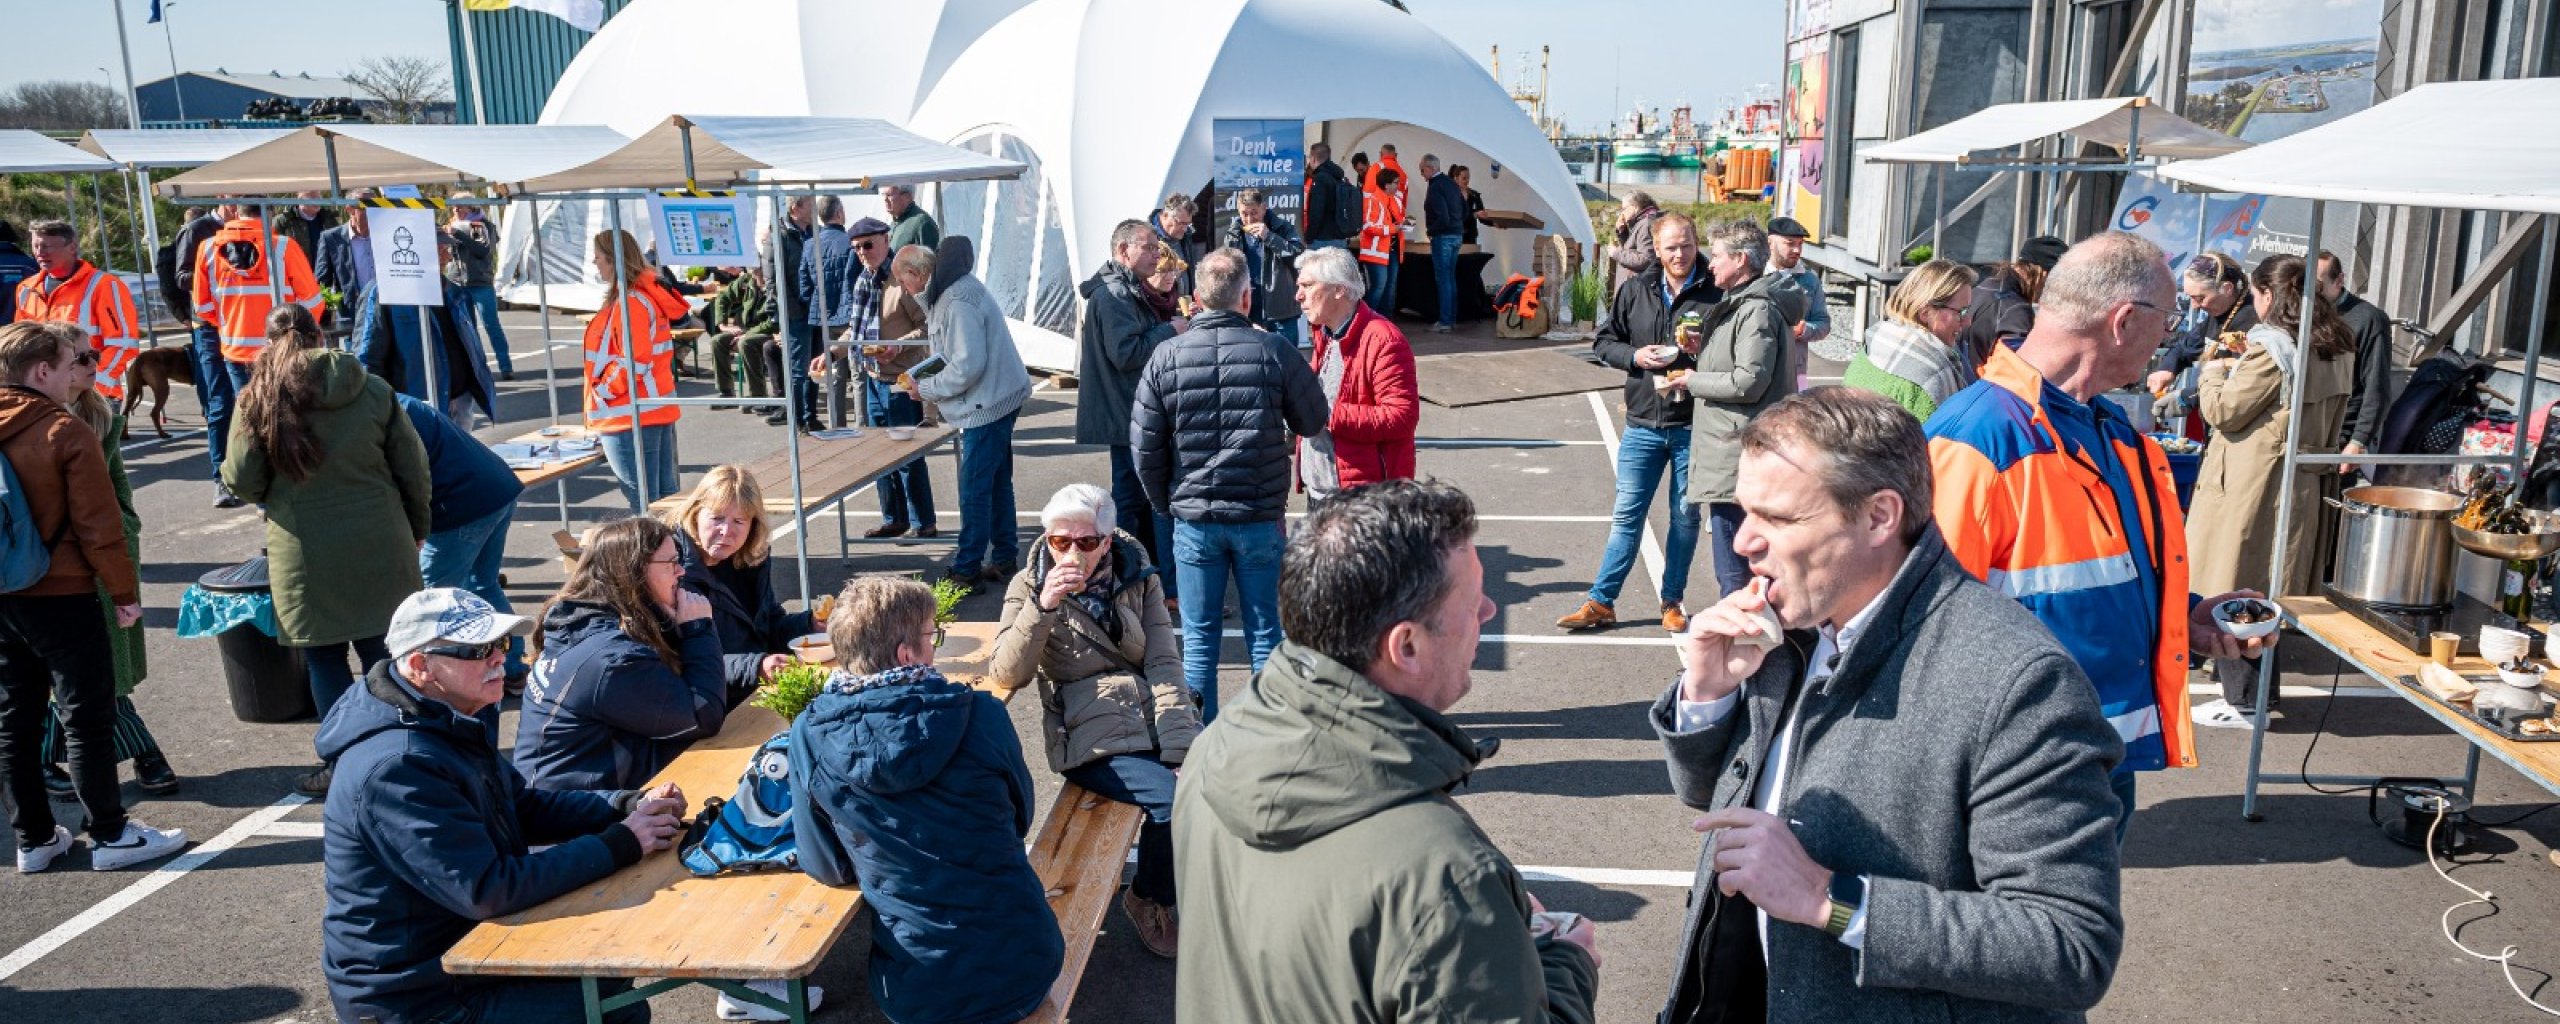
444, 621, 1006, 1022
649, 425, 955, 562
2277, 596, 2560, 796
504, 423, 606, 490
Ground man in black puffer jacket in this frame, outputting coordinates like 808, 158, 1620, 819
1132, 248, 1328, 724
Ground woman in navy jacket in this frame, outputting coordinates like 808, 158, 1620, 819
515, 517, 726, 791
664, 464, 815, 708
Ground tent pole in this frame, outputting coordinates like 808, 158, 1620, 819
773, 189, 812, 605
2511, 212, 2556, 484
1931, 168, 1945, 256
2243, 198, 2325, 821
135, 166, 164, 344
2190, 184, 2208, 276
607, 198, 650, 509
527, 199, 570, 533
122, 169, 158, 345
63, 181, 80, 259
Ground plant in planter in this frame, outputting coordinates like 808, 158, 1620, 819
1567, 266, 1607, 325
929, 575, 969, 633
751, 660, 833, 723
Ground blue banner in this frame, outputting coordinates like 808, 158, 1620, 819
1210, 118, 1305, 235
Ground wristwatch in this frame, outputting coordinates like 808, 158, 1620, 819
1823, 872, 1866, 938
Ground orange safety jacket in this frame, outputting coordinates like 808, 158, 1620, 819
192, 218, 321, 365
1357, 190, 1406, 266
583, 291, 682, 433
15, 261, 140, 401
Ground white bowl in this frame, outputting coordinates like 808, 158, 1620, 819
2212, 599, 2280, 640
789, 633, 834, 665
2481, 625, 2533, 666
885, 425, 917, 441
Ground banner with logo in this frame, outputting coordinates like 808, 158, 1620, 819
2108, 173, 2266, 278
1210, 119, 1305, 243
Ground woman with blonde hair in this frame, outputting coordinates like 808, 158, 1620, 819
224, 304, 432, 795
1842, 258, 1981, 420
515, 516, 724, 791
665, 464, 816, 708
583, 229, 683, 511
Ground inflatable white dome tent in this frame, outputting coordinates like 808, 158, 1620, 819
503, 0, 1593, 372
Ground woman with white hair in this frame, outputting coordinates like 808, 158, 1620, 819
1294, 246, 1420, 503
986, 482, 1196, 959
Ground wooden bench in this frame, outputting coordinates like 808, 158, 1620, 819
647, 425, 954, 561
443, 621, 1147, 1023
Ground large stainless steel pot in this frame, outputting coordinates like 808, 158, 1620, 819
2329, 486, 2461, 610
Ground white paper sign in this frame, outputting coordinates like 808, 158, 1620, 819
367, 206, 444, 307
648, 194, 757, 267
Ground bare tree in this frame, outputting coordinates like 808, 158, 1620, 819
0, 80, 128, 131
344, 56, 453, 124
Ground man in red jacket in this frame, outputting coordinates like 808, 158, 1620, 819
1294, 247, 1418, 504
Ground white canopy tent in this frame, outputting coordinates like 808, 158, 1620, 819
509, 115, 1027, 194
2154, 78, 2560, 820
529, 0, 1593, 373
76, 128, 296, 170
0, 130, 114, 173
158, 124, 632, 197
1862, 96, 2249, 165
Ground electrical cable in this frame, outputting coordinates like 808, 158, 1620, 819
2425, 800, 2560, 1015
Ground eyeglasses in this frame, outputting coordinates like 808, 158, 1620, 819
2127, 300, 2183, 333
420, 639, 504, 661
923, 625, 947, 648
1928, 302, 1974, 321
648, 557, 683, 568
1045, 534, 1107, 553
853, 239, 883, 250
68, 350, 99, 368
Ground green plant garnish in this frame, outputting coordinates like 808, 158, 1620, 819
751, 660, 833, 722
929, 576, 970, 627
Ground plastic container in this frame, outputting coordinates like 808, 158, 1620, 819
199, 559, 314, 724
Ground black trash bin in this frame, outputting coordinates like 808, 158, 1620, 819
200, 558, 313, 723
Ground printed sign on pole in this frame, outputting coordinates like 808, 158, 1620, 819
1210, 119, 1305, 243
2108, 172, 2265, 278
648, 193, 757, 267
368, 206, 444, 307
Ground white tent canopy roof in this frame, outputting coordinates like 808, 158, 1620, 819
1862, 96, 2250, 165
158, 124, 632, 198
77, 129, 294, 170
0, 130, 115, 173
2159, 79, 2560, 214
512, 115, 1026, 194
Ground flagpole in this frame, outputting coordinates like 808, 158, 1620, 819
157, 2, 187, 122
109, 0, 142, 128
456, 0, 492, 125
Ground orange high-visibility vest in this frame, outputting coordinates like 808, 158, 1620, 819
1357, 190, 1405, 266
14, 261, 140, 401
191, 218, 321, 365
583, 291, 682, 433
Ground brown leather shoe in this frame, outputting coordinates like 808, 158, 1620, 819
1661, 603, 1688, 633
1123, 890, 1179, 959
1556, 600, 1615, 631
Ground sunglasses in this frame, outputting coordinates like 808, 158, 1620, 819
69, 350, 99, 368
420, 639, 504, 661
1046, 534, 1107, 553
853, 238, 883, 250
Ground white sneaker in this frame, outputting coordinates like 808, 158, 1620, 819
716, 980, 825, 1021
89, 821, 187, 871
2191, 698, 2282, 730
17, 825, 74, 873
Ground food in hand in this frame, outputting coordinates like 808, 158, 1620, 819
1735, 578, 1784, 650
2219, 599, 2275, 624
2152, 435, 2203, 455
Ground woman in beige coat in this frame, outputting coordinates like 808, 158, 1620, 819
2186, 254, 2354, 729
988, 482, 1198, 958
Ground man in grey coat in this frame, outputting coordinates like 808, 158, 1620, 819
1684, 218, 1805, 598
1655, 387, 2123, 1023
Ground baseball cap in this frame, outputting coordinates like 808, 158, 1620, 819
386, 588, 535, 661
849, 216, 891, 238
2018, 235, 2069, 271
1766, 216, 1811, 239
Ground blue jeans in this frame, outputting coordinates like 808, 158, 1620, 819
188, 325, 236, 481
1061, 753, 1177, 905
951, 410, 1020, 576
1307, 238, 1351, 252
1707, 501, 1752, 599
865, 378, 936, 530
420, 503, 527, 677
1108, 446, 1173, 603
305, 634, 390, 722
599, 424, 680, 513
453, 284, 513, 374
782, 322, 819, 424
1172, 519, 1285, 724
1588, 424, 1704, 607
1364, 257, 1400, 313
1430, 234, 1463, 326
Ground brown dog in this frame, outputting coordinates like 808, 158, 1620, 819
120, 346, 197, 439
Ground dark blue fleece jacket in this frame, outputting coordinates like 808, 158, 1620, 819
515, 600, 727, 792
318, 659, 639, 1024
790, 665, 1063, 1024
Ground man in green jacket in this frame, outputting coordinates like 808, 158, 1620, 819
1173, 479, 1601, 1023
883, 185, 940, 254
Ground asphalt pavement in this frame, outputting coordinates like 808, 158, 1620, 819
3, 310, 2557, 1023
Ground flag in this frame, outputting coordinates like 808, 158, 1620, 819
460, 0, 605, 33
147, 0, 163, 24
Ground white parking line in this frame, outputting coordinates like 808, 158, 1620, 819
1586, 391, 1666, 602
2184, 683, 2394, 699
257, 821, 328, 839
1518, 866, 1693, 888
0, 794, 309, 983
1218, 628, 1674, 647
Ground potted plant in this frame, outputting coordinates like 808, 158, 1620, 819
750, 660, 833, 722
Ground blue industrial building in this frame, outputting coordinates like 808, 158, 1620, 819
133, 69, 447, 125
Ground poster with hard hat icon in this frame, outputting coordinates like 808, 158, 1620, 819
368, 195, 444, 307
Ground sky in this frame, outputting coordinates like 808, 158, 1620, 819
18, 0, 1785, 135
